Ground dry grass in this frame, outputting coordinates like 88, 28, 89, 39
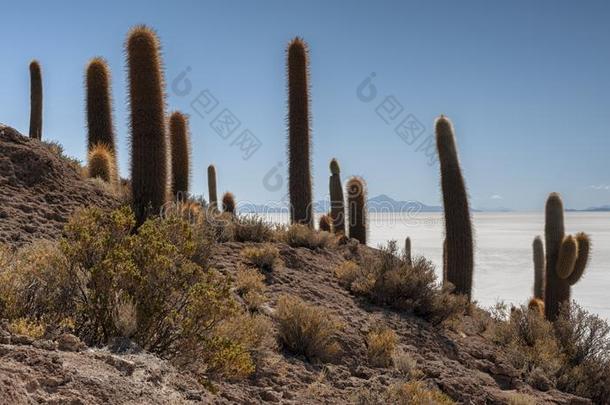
9, 318, 45, 339
366, 327, 397, 367
241, 244, 281, 272
393, 350, 421, 378
278, 224, 334, 249
112, 294, 137, 338
235, 266, 268, 311
275, 295, 343, 363
334, 242, 467, 325
356, 381, 455, 404
233, 215, 275, 243
506, 392, 536, 405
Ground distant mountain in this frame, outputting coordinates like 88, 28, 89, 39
567, 205, 610, 212
238, 194, 443, 214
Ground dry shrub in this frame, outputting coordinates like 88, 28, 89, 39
233, 215, 275, 243
276, 295, 343, 362
393, 350, 421, 378
235, 266, 268, 311
241, 244, 281, 272
553, 302, 610, 403
9, 318, 45, 339
492, 305, 564, 378
0, 206, 269, 380
366, 326, 397, 367
385, 381, 455, 404
278, 224, 333, 249
334, 241, 467, 324
506, 392, 536, 405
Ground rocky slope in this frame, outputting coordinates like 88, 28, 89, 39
0, 125, 119, 246
0, 126, 592, 404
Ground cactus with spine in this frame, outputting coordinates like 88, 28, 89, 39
29, 60, 43, 140
86, 57, 118, 184
222, 192, 236, 215
286, 37, 313, 227
346, 177, 367, 244
319, 214, 332, 232
329, 158, 345, 234
169, 111, 190, 201
126, 26, 169, 225
532, 236, 545, 300
405, 237, 412, 266
87, 144, 114, 183
207, 165, 218, 211
435, 116, 474, 300
543, 193, 591, 321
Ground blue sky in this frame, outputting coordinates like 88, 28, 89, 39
0, 0, 609, 210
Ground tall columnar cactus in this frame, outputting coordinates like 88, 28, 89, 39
542, 193, 591, 320
347, 177, 367, 244
532, 236, 545, 300
405, 237, 412, 266
86, 57, 118, 184
169, 111, 190, 201
126, 26, 169, 225
329, 158, 345, 234
287, 37, 313, 227
222, 192, 236, 215
29, 60, 43, 140
207, 164, 218, 211
87, 144, 114, 183
435, 116, 474, 300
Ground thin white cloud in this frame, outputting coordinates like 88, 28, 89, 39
490, 194, 503, 200
589, 185, 610, 190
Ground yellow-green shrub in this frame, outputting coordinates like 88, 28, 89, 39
241, 244, 281, 272
366, 327, 397, 367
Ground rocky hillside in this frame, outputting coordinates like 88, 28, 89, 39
0, 125, 119, 246
0, 127, 593, 404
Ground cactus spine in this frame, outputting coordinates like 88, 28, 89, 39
86, 57, 118, 184
208, 164, 218, 211
405, 237, 412, 266
126, 26, 169, 225
169, 111, 190, 201
346, 177, 367, 244
29, 60, 43, 140
329, 158, 345, 234
532, 236, 545, 300
287, 37, 313, 227
222, 192, 236, 215
87, 144, 114, 183
543, 193, 590, 321
435, 116, 474, 300
319, 214, 332, 232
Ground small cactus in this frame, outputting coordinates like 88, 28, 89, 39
329, 158, 345, 234
405, 237, 412, 266
543, 193, 591, 320
29, 60, 43, 140
435, 116, 474, 300
346, 177, 367, 244
86, 57, 118, 185
169, 111, 190, 201
532, 236, 545, 300
528, 298, 545, 317
286, 37, 313, 227
222, 192, 236, 215
207, 165, 218, 211
126, 25, 169, 225
319, 214, 332, 232
87, 144, 114, 183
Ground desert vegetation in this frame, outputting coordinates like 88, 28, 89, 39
0, 21, 606, 404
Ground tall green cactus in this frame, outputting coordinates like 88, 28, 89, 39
287, 37, 313, 227
347, 177, 367, 244
126, 25, 169, 225
29, 60, 43, 140
208, 164, 218, 211
435, 116, 474, 300
405, 237, 412, 266
86, 57, 118, 184
532, 236, 545, 300
169, 111, 190, 201
543, 193, 590, 320
329, 158, 345, 234
222, 192, 236, 215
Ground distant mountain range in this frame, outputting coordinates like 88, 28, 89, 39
567, 205, 610, 212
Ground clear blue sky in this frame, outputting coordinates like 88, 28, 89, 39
1, 0, 609, 210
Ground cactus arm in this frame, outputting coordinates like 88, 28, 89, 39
566, 232, 590, 285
